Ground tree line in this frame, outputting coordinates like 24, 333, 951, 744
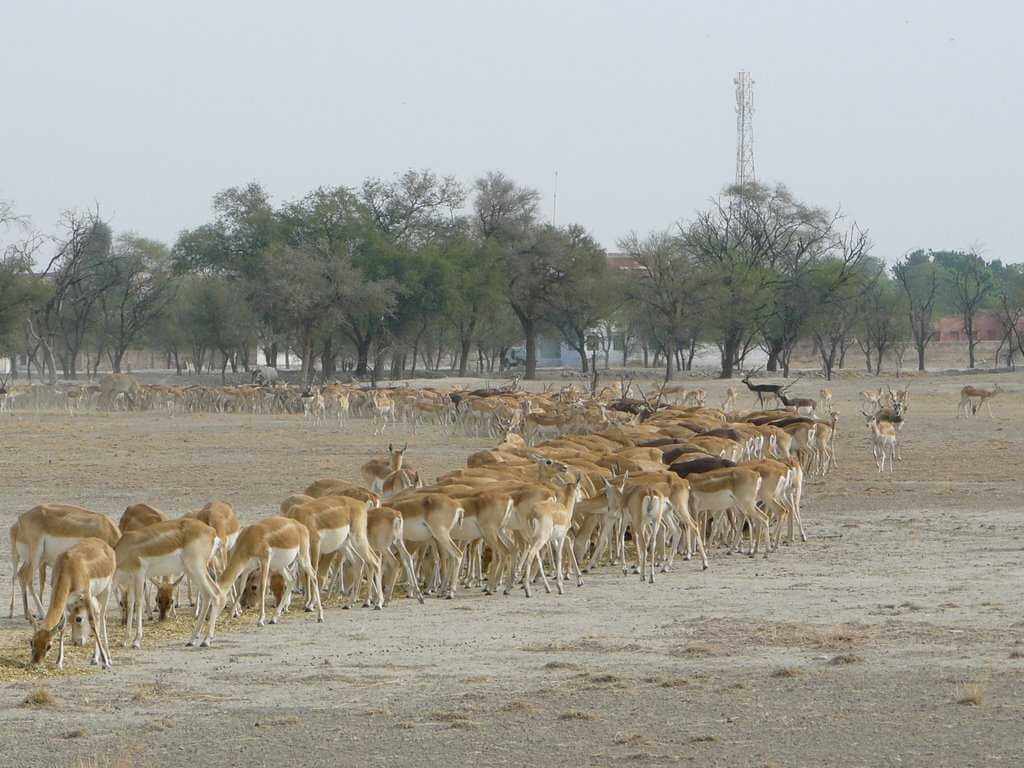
2, 176, 1023, 384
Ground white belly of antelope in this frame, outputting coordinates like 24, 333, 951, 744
318, 527, 350, 556
41, 536, 86, 564
140, 551, 185, 579
452, 517, 481, 541
401, 517, 433, 543
268, 546, 299, 571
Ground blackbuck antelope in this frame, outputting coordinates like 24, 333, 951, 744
819, 388, 833, 414
958, 384, 1003, 419
863, 410, 897, 472
202, 516, 323, 643
361, 444, 409, 493
29, 538, 116, 670
115, 518, 225, 649
11, 504, 121, 622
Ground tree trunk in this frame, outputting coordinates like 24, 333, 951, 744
300, 327, 315, 386
458, 337, 471, 377
664, 339, 675, 382
766, 345, 780, 372
916, 343, 926, 372
719, 336, 738, 379
967, 331, 976, 369
112, 347, 125, 373
354, 337, 371, 376
523, 319, 538, 380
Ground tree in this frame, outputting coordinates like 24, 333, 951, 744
940, 250, 993, 369
0, 204, 48, 373
472, 172, 546, 379
684, 183, 835, 378
619, 231, 703, 381
96, 234, 176, 372
442, 236, 504, 376
181, 275, 256, 381
856, 271, 907, 375
893, 251, 941, 372
543, 225, 614, 373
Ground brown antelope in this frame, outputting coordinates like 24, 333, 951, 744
11, 504, 121, 621
361, 444, 409, 493
118, 503, 176, 620
360, 506, 422, 607
389, 493, 465, 599
721, 387, 738, 413
29, 538, 116, 670
115, 518, 225, 649
304, 479, 382, 508
201, 516, 323, 643
819, 388, 833, 414
282, 497, 373, 603
602, 477, 667, 584
860, 387, 884, 412
862, 410, 897, 472
687, 467, 766, 557
958, 383, 1002, 418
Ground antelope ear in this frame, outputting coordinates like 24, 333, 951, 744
387, 443, 394, 452
29, 614, 40, 630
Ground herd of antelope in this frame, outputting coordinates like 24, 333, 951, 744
5, 371, 1013, 671
9, 378, 850, 672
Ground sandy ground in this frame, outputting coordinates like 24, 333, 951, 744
1, 371, 1023, 767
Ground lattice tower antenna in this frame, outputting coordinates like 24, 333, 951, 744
734, 71, 756, 186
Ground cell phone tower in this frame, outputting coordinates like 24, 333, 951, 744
734, 71, 756, 186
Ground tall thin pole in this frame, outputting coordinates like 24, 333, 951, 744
552, 170, 558, 226
734, 71, 755, 186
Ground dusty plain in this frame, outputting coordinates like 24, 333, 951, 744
1, 371, 1022, 767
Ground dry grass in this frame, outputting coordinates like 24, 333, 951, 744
690, 735, 718, 744
613, 733, 649, 746
427, 709, 479, 729
651, 675, 690, 689
672, 641, 718, 657
21, 687, 58, 708
772, 667, 802, 678
559, 709, 599, 721
64, 728, 88, 739
72, 754, 134, 768
829, 653, 865, 665
543, 660, 581, 671
956, 682, 985, 706
1009, 649, 1024, 660
500, 699, 540, 715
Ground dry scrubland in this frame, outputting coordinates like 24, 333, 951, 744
1, 371, 1023, 767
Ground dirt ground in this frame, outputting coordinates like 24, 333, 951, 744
1, 371, 1022, 767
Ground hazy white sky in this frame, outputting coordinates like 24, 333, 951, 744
2, 1, 1021, 261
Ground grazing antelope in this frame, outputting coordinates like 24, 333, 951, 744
115, 518, 224, 649
361, 444, 409, 493
118, 503, 174, 620
12, 504, 121, 622
29, 538, 116, 670
958, 384, 1003, 419
201, 516, 323, 644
